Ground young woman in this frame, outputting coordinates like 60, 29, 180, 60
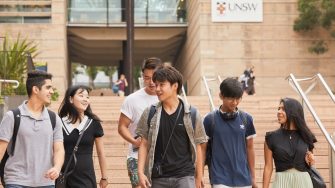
58, 85, 108, 188
263, 97, 316, 188
114, 74, 128, 97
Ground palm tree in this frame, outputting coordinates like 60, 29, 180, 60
0, 34, 38, 95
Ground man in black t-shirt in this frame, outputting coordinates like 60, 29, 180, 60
136, 65, 207, 188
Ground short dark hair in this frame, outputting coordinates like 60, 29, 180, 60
141, 57, 162, 72
220, 77, 243, 98
58, 85, 101, 123
26, 70, 53, 97
153, 64, 183, 94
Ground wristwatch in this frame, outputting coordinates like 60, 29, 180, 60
101, 177, 108, 181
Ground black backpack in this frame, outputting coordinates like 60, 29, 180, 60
147, 104, 197, 129
0, 108, 56, 186
205, 110, 248, 168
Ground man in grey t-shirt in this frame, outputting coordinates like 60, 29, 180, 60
0, 70, 64, 188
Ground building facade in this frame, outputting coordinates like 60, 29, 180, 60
0, 0, 334, 96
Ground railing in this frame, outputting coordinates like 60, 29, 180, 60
288, 73, 335, 187
202, 76, 222, 111
331, 132, 335, 188
287, 73, 335, 152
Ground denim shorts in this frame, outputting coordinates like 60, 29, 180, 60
127, 157, 139, 187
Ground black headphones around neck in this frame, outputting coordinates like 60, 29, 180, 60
219, 106, 239, 120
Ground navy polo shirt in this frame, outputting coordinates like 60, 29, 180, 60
203, 110, 256, 186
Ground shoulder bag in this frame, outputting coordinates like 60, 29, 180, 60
56, 119, 91, 188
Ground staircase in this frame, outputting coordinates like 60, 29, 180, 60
48, 95, 335, 188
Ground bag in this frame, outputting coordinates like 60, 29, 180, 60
55, 173, 67, 188
55, 119, 91, 188
112, 84, 119, 93
307, 167, 326, 188
151, 162, 163, 178
0, 109, 56, 186
205, 110, 248, 167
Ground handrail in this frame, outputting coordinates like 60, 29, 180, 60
0, 79, 19, 88
317, 73, 335, 103
181, 86, 189, 106
287, 73, 335, 152
202, 76, 216, 111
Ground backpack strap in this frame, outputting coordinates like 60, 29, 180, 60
47, 110, 56, 130
147, 105, 156, 128
190, 106, 197, 129
238, 110, 248, 126
10, 109, 21, 156
210, 111, 216, 138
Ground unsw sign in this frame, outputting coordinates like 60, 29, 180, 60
211, 0, 263, 22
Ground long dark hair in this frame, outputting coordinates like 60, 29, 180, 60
280, 98, 317, 150
58, 85, 101, 123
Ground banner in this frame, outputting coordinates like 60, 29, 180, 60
212, 0, 263, 22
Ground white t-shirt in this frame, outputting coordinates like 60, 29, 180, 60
120, 88, 158, 159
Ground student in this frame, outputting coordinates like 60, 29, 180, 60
136, 64, 207, 188
118, 57, 162, 188
198, 77, 257, 188
0, 70, 64, 188
115, 74, 128, 97
263, 98, 316, 188
58, 85, 108, 188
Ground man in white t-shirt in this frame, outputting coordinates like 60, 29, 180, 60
118, 57, 162, 188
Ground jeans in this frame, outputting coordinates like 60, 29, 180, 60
6, 185, 54, 188
151, 176, 195, 188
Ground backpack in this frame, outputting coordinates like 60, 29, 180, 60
205, 110, 248, 168
0, 108, 56, 186
147, 105, 197, 129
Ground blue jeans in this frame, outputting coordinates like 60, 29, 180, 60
6, 185, 54, 188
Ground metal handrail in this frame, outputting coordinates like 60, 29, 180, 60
287, 73, 335, 152
0, 79, 19, 88
202, 76, 217, 111
181, 86, 189, 106
317, 73, 335, 103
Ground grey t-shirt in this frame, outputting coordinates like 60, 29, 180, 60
0, 101, 63, 186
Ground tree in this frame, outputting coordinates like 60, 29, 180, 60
86, 66, 98, 88
101, 66, 117, 87
294, 0, 335, 54
0, 34, 38, 95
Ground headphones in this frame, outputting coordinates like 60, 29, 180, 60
219, 106, 239, 120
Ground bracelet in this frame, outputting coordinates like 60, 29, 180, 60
101, 177, 108, 181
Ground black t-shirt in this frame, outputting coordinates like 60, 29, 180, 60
265, 128, 310, 172
154, 102, 194, 178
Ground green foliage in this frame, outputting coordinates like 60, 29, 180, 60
86, 66, 98, 88
309, 40, 328, 54
51, 87, 59, 101
0, 34, 38, 95
294, 0, 335, 54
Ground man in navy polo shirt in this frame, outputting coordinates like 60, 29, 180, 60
196, 77, 257, 188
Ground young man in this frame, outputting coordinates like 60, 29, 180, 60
118, 57, 162, 188
136, 65, 207, 188
0, 70, 64, 187
197, 77, 257, 188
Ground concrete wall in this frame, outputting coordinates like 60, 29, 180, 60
176, 0, 203, 96
179, 0, 335, 96
0, 0, 68, 95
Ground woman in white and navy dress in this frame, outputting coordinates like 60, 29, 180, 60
58, 85, 108, 188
